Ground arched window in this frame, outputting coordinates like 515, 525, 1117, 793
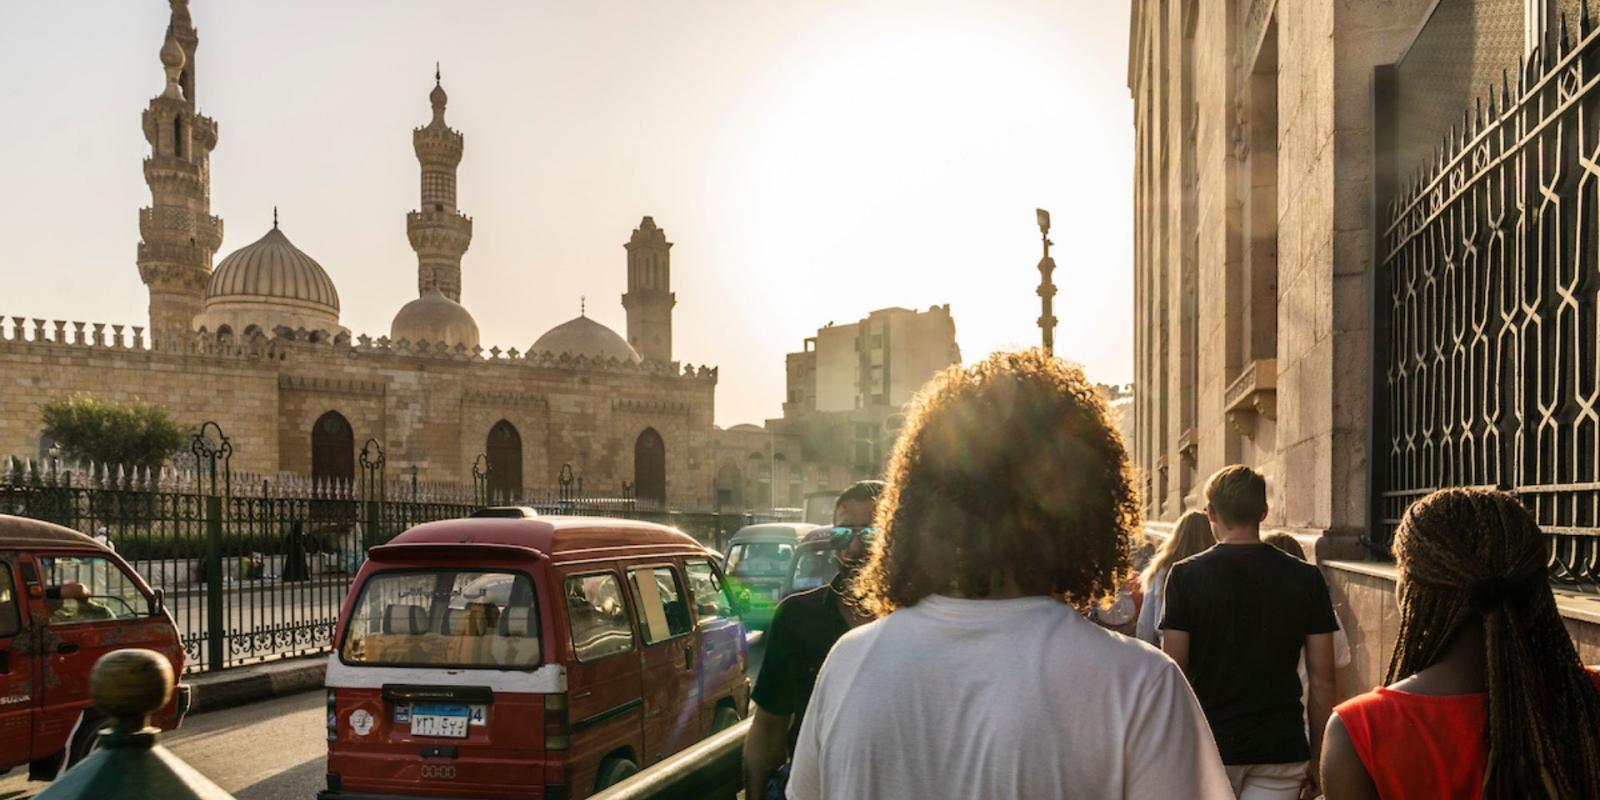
174, 116, 185, 159
215, 324, 233, 340
486, 420, 523, 504
715, 464, 743, 510
311, 411, 354, 490
634, 428, 666, 509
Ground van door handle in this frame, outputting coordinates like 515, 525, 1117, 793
56, 642, 79, 655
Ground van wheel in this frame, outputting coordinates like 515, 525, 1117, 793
711, 705, 740, 733
595, 756, 639, 790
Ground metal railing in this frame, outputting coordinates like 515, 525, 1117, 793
592, 718, 749, 800
2, 425, 761, 672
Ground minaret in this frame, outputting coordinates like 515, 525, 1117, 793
137, 0, 222, 345
622, 216, 676, 363
407, 66, 472, 302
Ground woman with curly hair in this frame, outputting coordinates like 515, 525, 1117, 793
1321, 488, 1600, 799
786, 350, 1231, 800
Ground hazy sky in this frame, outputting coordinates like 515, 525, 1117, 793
0, 1, 1133, 427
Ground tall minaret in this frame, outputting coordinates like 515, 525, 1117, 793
622, 217, 676, 363
137, 0, 222, 344
407, 66, 472, 301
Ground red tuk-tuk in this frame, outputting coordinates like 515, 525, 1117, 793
0, 515, 190, 781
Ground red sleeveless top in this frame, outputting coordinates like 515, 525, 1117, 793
1335, 667, 1600, 799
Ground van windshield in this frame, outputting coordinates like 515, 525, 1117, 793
341, 569, 541, 668
726, 542, 794, 578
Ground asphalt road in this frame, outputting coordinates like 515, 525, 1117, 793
0, 640, 768, 800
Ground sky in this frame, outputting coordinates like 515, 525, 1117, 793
0, 1, 1134, 428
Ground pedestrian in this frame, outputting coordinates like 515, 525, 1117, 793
742, 479, 883, 800
1135, 509, 1214, 646
1161, 465, 1339, 800
1320, 488, 1600, 799
1262, 532, 1351, 743
787, 350, 1232, 800
92, 525, 114, 551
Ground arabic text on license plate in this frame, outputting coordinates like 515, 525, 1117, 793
410, 703, 469, 738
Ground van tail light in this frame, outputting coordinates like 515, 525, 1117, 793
326, 690, 338, 741
543, 693, 570, 750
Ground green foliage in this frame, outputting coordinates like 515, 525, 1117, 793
40, 395, 187, 470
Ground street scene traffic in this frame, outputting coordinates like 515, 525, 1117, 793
7, 0, 1600, 799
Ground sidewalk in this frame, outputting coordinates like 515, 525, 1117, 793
186, 656, 326, 714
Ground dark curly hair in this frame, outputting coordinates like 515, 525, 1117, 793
852, 349, 1140, 616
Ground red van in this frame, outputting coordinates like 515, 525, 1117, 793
0, 514, 190, 781
322, 513, 750, 799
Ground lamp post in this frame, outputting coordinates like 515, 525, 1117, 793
1036, 208, 1057, 357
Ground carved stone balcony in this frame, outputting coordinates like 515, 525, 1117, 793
1225, 358, 1277, 437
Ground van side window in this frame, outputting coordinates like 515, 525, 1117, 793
628, 566, 692, 644
0, 565, 19, 636
37, 556, 145, 625
564, 572, 635, 663
685, 560, 732, 623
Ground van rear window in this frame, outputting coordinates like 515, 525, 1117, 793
726, 543, 794, 578
341, 570, 541, 668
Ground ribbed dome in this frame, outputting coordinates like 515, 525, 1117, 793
531, 315, 642, 364
391, 288, 480, 350
206, 226, 340, 316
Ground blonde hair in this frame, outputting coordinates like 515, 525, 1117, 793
1140, 510, 1214, 589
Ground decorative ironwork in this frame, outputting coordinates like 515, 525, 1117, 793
190, 421, 231, 497
1378, 11, 1600, 586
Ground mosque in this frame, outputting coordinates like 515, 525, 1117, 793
0, 1, 718, 509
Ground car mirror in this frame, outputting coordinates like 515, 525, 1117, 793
149, 588, 165, 616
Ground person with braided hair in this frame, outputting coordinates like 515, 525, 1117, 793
1321, 488, 1600, 799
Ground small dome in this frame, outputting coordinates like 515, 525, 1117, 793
391, 288, 479, 350
206, 226, 340, 315
531, 315, 641, 364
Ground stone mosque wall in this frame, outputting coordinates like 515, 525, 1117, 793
0, 323, 717, 510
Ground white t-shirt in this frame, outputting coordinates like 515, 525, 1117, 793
788, 595, 1233, 800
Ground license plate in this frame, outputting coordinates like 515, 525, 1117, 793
410, 703, 470, 738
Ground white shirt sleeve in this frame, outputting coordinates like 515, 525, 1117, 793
1122, 658, 1235, 799
1134, 568, 1164, 645
786, 656, 829, 800
1334, 622, 1352, 668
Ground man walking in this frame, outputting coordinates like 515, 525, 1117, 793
1162, 465, 1338, 799
742, 480, 881, 800
787, 351, 1231, 799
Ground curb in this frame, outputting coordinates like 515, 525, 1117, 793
187, 656, 327, 715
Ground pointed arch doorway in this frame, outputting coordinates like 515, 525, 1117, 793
486, 420, 523, 504
634, 428, 666, 509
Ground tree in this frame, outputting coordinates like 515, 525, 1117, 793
39, 396, 188, 470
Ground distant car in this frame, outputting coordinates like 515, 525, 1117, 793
722, 523, 818, 629
784, 526, 839, 597
0, 515, 190, 781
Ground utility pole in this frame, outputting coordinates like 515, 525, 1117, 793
1036, 208, 1057, 356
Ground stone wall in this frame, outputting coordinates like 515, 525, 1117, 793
1324, 561, 1600, 700
0, 324, 719, 510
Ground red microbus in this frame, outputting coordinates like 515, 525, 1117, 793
321, 510, 750, 800
0, 514, 190, 782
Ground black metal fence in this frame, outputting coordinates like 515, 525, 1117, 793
1376, 14, 1600, 587
1, 425, 757, 673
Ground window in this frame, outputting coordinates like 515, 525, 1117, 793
628, 566, 692, 644
340, 569, 541, 668
0, 564, 18, 636
725, 542, 794, 578
564, 572, 635, 663
685, 561, 732, 622
37, 556, 146, 625
789, 546, 838, 594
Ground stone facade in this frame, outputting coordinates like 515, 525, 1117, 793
1129, 0, 1436, 552
2, 1, 719, 510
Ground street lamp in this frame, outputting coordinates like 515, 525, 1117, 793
1036, 208, 1057, 357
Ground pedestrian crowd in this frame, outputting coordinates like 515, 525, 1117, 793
742, 349, 1600, 800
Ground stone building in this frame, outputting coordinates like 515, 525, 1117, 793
708, 305, 961, 513
1129, 0, 1600, 691
0, 1, 718, 510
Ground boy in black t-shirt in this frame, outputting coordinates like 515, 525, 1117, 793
1162, 465, 1338, 800
741, 481, 881, 800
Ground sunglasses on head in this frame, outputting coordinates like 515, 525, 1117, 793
829, 525, 879, 549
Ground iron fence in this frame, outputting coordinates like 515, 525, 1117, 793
1376, 13, 1600, 587
1, 425, 756, 672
